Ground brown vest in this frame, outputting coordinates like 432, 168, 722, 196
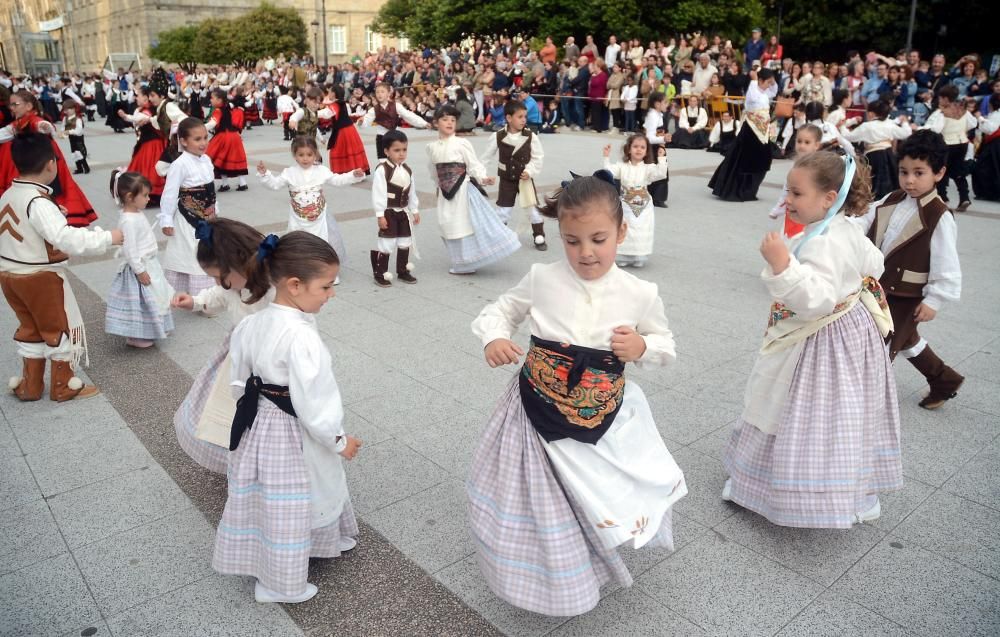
296, 108, 318, 138
382, 161, 412, 210
374, 101, 400, 130
867, 190, 949, 298
496, 128, 533, 182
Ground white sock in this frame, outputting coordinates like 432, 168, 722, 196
238, 175, 247, 187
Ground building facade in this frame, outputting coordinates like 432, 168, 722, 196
1, 0, 405, 75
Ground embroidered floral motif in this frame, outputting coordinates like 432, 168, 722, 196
862, 276, 889, 310
597, 519, 619, 529
768, 302, 796, 328
622, 186, 651, 216
630, 516, 649, 536
290, 188, 326, 222
522, 345, 625, 430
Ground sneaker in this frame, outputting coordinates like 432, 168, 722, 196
721, 478, 733, 501
338, 537, 357, 553
854, 498, 881, 524
254, 581, 318, 604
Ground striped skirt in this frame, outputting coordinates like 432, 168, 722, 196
443, 186, 520, 273
164, 270, 217, 297
213, 401, 358, 596
468, 378, 674, 617
723, 304, 902, 528
173, 336, 231, 474
105, 264, 174, 340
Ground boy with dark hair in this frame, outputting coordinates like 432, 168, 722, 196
0, 134, 123, 402
855, 130, 963, 409
360, 83, 429, 159
920, 84, 977, 211
370, 129, 419, 286
479, 99, 547, 250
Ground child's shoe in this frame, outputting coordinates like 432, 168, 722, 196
254, 581, 318, 604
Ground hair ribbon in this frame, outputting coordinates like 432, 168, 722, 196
256, 234, 279, 263
793, 153, 856, 258
194, 220, 213, 245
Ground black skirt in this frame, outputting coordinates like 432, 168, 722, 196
867, 148, 898, 201
670, 128, 709, 149
708, 125, 772, 201
972, 139, 1000, 201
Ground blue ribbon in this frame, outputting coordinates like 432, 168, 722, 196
194, 220, 213, 245
563, 169, 617, 189
256, 234, 279, 263
793, 154, 856, 258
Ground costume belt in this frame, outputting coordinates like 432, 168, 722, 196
230, 375, 296, 450
177, 183, 217, 229
519, 336, 626, 445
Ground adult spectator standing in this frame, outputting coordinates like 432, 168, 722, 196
605, 35, 621, 69
581, 35, 600, 62
743, 28, 765, 71
863, 62, 892, 105
919, 54, 951, 96
569, 56, 591, 130
588, 59, 609, 132
692, 53, 718, 95
540, 37, 558, 64
564, 37, 580, 62
761, 36, 783, 69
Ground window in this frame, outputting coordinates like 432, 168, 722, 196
365, 26, 381, 53
330, 25, 346, 55
398, 37, 410, 53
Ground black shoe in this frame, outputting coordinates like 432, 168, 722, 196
218, 185, 231, 192
236, 184, 248, 192
82, 161, 90, 174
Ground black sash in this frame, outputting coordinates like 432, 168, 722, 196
519, 336, 626, 445
177, 183, 217, 229
230, 375, 297, 451
435, 162, 466, 200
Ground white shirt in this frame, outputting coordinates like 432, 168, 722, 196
604, 43, 621, 68
808, 119, 857, 157
744, 80, 772, 112
118, 211, 158, 274
979, 110, 1000, 136
276, 94, 297, 114
921, 110, 977, 144
191, 285, 272, 323
678, 106, 708, 131
258, 164, 364, 238
472, 260, 676, 369
854, 193, 962, 310
479, 127, 544, 179
371, 161, 419, 215
622, 84, 638, 110
644, 109, 667, 145
426, 135, 489, 239
230, 303, 349, 526
158, 151, 217, 230
710, 120, 741, 144
843, 118, 912, 151
361, 100, 429, 134
692, 63, 718, 94
603, 157, 669, 188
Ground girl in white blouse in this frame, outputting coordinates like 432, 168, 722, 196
257, 137, 365, 284
724, 152, 900, 529
105, 172, 174, 348
213, 231, 361, 604
468, 175, 686, 616
602, 135, 669, 267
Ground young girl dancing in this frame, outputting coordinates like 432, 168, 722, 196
205, 89, 249, 192
119, 86, 166, 206
602, 135, 669, 267
257, 136, 365, 283
468, 175, 687, 617
427, 104, 519, 275
159, 117, 218, 295
213, 231, 361, 604
105, 172, 174, 348
171, 218, 273, 474
319, 85, 370, 175
723, 151, 901, 528
768, 123, 823, 238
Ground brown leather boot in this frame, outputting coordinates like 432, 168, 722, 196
49, 360, 100, 402
907, 346, 965, 409
371, 250, 391, 287
9, 358, 45, 401
531, 222, 548, 251
396, 248, 417, 283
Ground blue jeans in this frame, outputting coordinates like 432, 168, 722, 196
569, 97, 586, 128
624, 110, 636, 133
559, 97, 573, 126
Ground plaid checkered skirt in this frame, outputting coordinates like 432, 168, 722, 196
165, 270, 217, 297
723, 304, 903, 529
173, 336, 231, 474
443, 186, 520, 273
468, 377, 674, 616
213, 401, 359, 596
105, 265, 174, 340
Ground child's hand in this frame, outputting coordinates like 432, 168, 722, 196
339, 435, 362, 460
352, 168, 366, 178
162, 226, 175, 237
136, 271, 151, 286
520, 170, 531, 180
610, 326, 646, 363
110, 229, 124, 245
484, 338, 524, 367
482, 176, 496, 186
117, 109, 127, 119
377, 217, 389, 230
602, 144, 611, 157
171, 293, 195, 310
413, 212, 420, 225
256, 160, 267, 175
913, 303, 937, 323
760, 232, 790, 274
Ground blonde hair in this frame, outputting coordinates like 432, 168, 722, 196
793, 151, 873, 216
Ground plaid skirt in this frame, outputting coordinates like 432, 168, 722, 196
468, 378, 674, 616
105, 264, 174, 340
173, 336, 230, 474
723, 304, 902, 528
443, 186, 520, 273
165, 270, 217, 297
213, 401, 359, 596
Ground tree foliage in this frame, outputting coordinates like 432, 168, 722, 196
150, 2, 308, 68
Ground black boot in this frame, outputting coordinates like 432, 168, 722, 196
531, 222, 547, 251
396, 248, 417, 283
73, 160, 84, 175
371, 250, 391, 287
81, 158, 90, 174
908, 345, 965, 409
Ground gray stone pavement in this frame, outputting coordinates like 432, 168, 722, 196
1, 120, 999, 637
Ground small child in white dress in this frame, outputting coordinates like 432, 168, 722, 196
257, 137, 365, 284
602, 134, 669, 267
105, 171, 174, 348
